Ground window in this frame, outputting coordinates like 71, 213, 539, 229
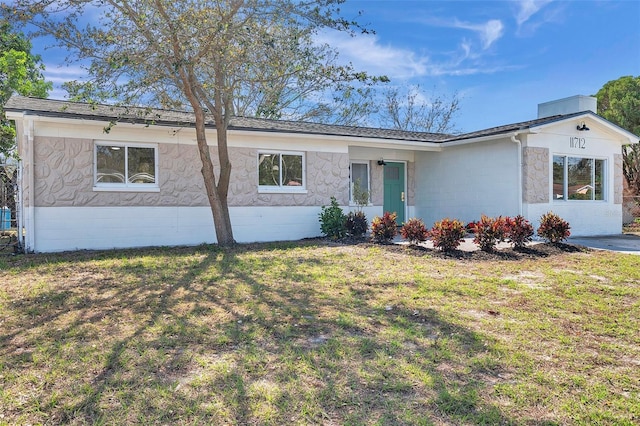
350, 161, 370, 204
258, 151, 305, 190
95, 143, 158, 190
553, 155, 605, 201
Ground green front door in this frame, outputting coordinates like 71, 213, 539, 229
383, 162, 405, 224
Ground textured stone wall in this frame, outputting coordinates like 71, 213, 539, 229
614, 153, 623, 205
522, 147, 549, 204
33, 136, 349, 207
34, 137, 94, 206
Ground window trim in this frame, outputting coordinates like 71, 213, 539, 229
94, 141, 160, 192
552, 154, 606, 202
349, 160, 371, 205
257, 150, 307, 193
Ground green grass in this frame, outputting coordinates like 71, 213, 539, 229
0, 241, 638, 425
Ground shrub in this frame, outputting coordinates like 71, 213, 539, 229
401, 218, 429, 245
468, 215, 508, 252
345, 211, 368, 238
537, 211, 571, 243
505, 215, 534, 249
319, 196, 346, 239
430, 218, 466, 251
371, 211, 398, 243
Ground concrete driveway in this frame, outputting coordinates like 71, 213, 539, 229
568, 234, 640, 255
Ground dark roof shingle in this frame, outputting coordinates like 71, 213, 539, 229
4, 95, 596, 144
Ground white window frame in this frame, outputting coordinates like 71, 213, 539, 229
257, 150, 307, 193
349, 160, 371, 205
93, 141, 160, 192
552, 154, 606, 202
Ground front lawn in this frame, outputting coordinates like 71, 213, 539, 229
1, 240, 638, 425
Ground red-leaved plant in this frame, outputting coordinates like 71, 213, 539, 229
345, 211, 368, 238
537, 211, 571, 243
400, 218, 429, 245
430, 218, 466, 251
505, 215, 534, 249
468, 215, 508, 252
371, 212, 398, 243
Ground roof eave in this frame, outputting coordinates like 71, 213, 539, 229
529, 111, 639, 144
440, 129, 535, 147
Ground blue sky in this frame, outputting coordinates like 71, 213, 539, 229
30, 0, 640, 133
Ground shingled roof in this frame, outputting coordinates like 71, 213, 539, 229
4, 95, 596, 144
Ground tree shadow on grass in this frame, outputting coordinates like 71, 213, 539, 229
1, 242, 551, 425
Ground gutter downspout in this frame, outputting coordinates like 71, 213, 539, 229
511, 133, 523, 216
23, 114, 35, 252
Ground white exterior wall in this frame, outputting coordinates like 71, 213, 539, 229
32, 206, 324, 252
522, 119, 625, 236
525, 203, 621, 237
413, 138, 520, 227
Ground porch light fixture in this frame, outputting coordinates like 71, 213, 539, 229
377, 159, 387, 166
577, 121, 590, 131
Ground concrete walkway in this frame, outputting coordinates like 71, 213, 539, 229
568, 234, 640, 255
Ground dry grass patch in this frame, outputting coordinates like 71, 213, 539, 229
0, 240, 638, 425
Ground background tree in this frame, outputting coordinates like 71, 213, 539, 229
595, 75, 640, 196
6, 0, 385, 245
379, 85, 461, 133
0, 20, 51, 158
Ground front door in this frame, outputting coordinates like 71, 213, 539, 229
383, 162, 405, 224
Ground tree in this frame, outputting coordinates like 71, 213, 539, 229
0, 20, 51, 158
595, 76, 640, 196
6, 0, 384, 246
379, 85, 461, 133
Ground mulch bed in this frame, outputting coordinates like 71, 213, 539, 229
328, 237, 589, 261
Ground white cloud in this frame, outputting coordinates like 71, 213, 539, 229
43, 63, 88, 84
515, 0, 554, 26
514, 0, 562, 36
316, 28, 517, 80
315, 32, 430, 80
451, 19, 505, 50
43, 63, 88, 99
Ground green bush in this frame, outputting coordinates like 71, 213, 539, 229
371, 211, 397, 243
345, 211, 368, 238
430, 218, 466, 251
319, 196, 346, 239
505, 215, 534, 248
537, 211, 571, 243
468, 215, 508, 252
400, 218, 429, 245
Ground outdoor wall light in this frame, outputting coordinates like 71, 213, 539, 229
377, 159, 387, 166
577, 121, 590, 131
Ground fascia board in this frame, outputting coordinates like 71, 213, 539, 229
6, 111, 444, 152
439, 131, 533, 148
230, 129, 443, 152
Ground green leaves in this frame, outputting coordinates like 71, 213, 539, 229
1, 21, 51, 157
596, 76, 640, 195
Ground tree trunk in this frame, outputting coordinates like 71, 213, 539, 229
192, 105, 235, 246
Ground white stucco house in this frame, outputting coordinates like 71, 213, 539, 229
4, 94, 638, 253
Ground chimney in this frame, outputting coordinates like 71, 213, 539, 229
537, 95, 597, 118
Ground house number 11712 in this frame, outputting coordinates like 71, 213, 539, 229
570, 137, 586, 149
